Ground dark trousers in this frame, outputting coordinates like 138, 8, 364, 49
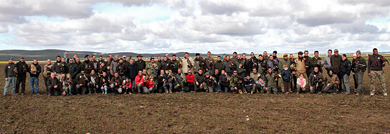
353, 73, 358, 89
77, 86, 88, 95
283, 81, 291, 92
44, 77, 50, 94
337, 72, 343, 92
186, 83, 195, 92
15, 76, 26, 94
290, 75, 297, 91
49, 86, 60, 96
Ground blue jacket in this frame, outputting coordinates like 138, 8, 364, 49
281, 69, 291, 82
244, 77, 255, 86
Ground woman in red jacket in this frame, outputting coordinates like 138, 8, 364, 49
185, 70, 195, 92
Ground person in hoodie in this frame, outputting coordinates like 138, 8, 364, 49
340, 54, 352, 94
281, 64, 291, 94
29, 59, 41, 94
15, 56, 29, 95
244, 74, 255, 94
308, 67, 324, 94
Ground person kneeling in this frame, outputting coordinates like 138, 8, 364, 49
203, 72, 216, 93
309, 67, 324, 94
143, 76, 155, 94
244, 74, 255, 94
75, 70, 89, 95
296, 73, 307, 94
110, 72, 123, 95
323, 70, 339, 94
47, 73, 61, 96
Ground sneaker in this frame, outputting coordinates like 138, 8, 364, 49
250, 91, 254, 94
384, 93, 388, 96
355, 93, 359, 96
370, 93, 375, 96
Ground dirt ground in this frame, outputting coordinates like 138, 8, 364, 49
0, 63, 390, 133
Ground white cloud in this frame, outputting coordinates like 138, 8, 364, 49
0, 0, 389, 53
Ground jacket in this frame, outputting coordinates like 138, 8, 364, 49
219, 74, 229, 87
110, 59, 119, 75
308, 71, 324, 86
17, 61, 29, 76
324, 55, 332, 69
186, 74, 195, 83
127, 63, 138, 79
181, 57, 194, 73
47, 77, 60, 88
4, 63, 17, 78
67, 63, 79, 79
330, 54, 342, 74
135, 59, 146, 71
43, 64, 53, 78
264, 72, 276, 88
296, 77, 307, 88
143, 80, 154, 88
195, 73, 205, 84
244, 77, 255, 86
214, 60, 224, 72
281, 69, 291, 82
352, 56, 367, 73
29, 62, 41, 78
340, 59, 351, 76
134, 75, 145, 85
367, 54, 386, 73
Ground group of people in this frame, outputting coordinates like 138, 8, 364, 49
3, 48, 388, 96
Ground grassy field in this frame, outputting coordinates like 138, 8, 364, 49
1, 62, 390, 133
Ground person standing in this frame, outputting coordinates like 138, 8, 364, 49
368, 48, 388, 96
303, 50, 311, 77
43, 59, 53, 94
353, 50, 367, 95
296, 51, 308, 92
324, 49, 333, 77
181, 52, 193, 75
15, 57, 29, 95
205, 51, 215, 74
136, 54, 146, 71
330, 49, 342, 92
29, 59, 41, 94
3, 57, 17, 96
340, 54, 352, 94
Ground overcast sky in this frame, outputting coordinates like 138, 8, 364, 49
0, 0, 389, 54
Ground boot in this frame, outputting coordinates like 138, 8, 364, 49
165, 89, 169, 93
105, 90, 107, 94
68, 88, 73, 96
169, 89, 173, 94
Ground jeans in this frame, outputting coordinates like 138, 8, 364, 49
30, 77, 39, 94
343, 74, 350, 94
143, 87, 154, 94
4, 76, 16, 95
215, 83, 221, 92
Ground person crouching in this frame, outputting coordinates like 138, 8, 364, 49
47, 73, 61, 96
110, 72, 123, 95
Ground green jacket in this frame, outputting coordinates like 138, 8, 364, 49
353, 56, 367, 73
236, 59, 246, 73
278, 59, 291, 72
264, 72, 276, 88
310, 57, 323, 72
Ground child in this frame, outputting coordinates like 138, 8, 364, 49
296, 73, 307, 94
124, 78, 132, 94
163, 70, 173, 93
281, 64, 291, 94
256, 77, 265, 93
100, 72, 109, 94
143, 76, 155, 94
63, 74, 72, 96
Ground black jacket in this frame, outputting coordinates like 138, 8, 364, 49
47, 77, 60, 88
340, 59, 351, 76
67, 63, 79, 79
4, 63, 17, 78
127, 63, 138, 79
17, 61, 29, 76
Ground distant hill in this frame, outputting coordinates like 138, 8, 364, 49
0, 49, 221, 61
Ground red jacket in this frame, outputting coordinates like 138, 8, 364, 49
135, 75, 145, 85
125, 82, 131, 89
143, 80, 154, 88
186, 74, 195, 83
